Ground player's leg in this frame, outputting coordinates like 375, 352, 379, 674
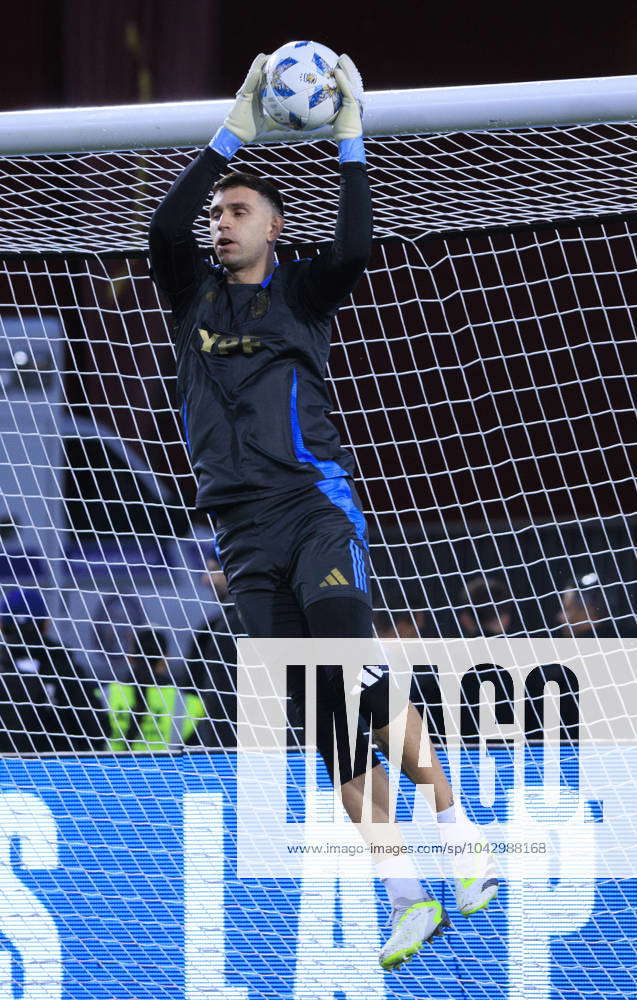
307, 594, 496, 921
373, 702, 453, 813
307, 659, 449, 970
305, 596, 453, 839
304, 593, 371, 636
225, 572, 453, 961
374, 702, 498, 917
218, 487, 447, 965
305, 596, 449, 968
331, 758, 450, 970
233, 584, 309, 639
287, 483, 454, 966
358, 668, 498, 923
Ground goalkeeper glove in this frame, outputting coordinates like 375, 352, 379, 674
333, 54, 365, 163
210, 53, 276, 159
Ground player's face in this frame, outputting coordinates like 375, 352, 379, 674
210, 186, 283, 272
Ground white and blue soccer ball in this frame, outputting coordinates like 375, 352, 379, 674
262, 41, 342, 131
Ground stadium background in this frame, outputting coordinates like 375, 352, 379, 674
3, 0, 636, 627
4, 1, 637, 111
0, 3, 636, 999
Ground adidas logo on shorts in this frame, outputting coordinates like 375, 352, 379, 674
319, 568, 349, 587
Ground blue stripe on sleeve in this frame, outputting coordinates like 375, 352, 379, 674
338, 137, 366, 164
209, 126, 243, 160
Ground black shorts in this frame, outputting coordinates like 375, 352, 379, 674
210, 478, 379, 783
211, 477, 371, 612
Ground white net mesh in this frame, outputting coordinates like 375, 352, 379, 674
0, 126, 635, 997
2, 124, 637, 253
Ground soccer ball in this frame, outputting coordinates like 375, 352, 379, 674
262, 41, 342, 131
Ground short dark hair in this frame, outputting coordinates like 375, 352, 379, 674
211, 171, 284, 217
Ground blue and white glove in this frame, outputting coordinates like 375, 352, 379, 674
210, 53, 276, 159
333, 54, 365, 164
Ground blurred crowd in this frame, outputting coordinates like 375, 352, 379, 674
0, 551, 238, 755
0, 560, 632, 755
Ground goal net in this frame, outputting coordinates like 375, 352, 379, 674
0, 78, 635, 998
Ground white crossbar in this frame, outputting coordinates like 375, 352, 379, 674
1, 73, 636, 154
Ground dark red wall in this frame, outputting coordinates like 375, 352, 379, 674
2, 0, 636, 111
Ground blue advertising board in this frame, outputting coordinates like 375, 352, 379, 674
0, 751, 634, 999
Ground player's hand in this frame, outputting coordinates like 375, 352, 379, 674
332, 54, 364, 142
223, 54, 277, 144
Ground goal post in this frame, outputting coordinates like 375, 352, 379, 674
0, 75, 636, 999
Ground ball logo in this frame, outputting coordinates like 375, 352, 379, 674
263, 41, 342, 130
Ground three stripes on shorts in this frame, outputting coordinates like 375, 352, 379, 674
349, 538, 368, 593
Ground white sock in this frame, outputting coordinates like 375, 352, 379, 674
381, 876, 425, 910
436, 804, 456, 824
375, 855, 425, 910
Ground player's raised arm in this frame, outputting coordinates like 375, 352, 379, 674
148, 54, 273, 318
301, 55, 373, 316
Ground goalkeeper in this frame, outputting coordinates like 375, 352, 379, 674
149, 54, 496, 971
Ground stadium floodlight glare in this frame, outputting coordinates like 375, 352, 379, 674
0, 75, 635, 999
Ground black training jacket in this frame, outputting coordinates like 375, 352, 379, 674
148, 146, 372, 510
